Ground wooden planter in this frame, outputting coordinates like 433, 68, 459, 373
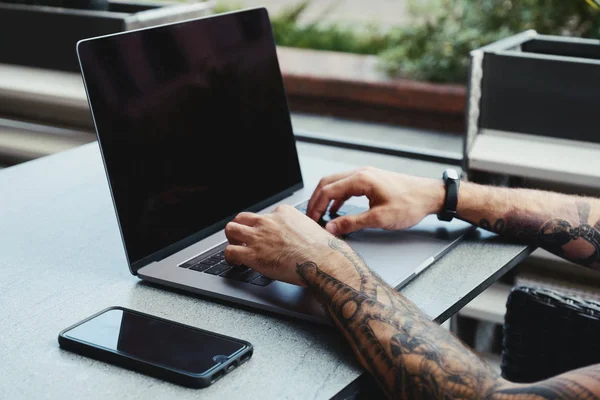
277, 47, 467, 134
0, 31, 466, 136
0, 0, 213, 72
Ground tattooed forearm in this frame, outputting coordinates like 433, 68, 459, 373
478, 202, 600, 268
297, 238, 600, 399
458, 183, 600, 270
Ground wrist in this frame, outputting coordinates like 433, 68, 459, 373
299, 247, 361, 289
425, 178, 446, 215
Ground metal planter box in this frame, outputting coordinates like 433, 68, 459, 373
464, 30, 600, 190
0, 0, 214, 72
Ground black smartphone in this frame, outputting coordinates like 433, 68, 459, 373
58, 306, 253, 388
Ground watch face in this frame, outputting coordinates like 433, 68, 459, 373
445, 169, 459, 180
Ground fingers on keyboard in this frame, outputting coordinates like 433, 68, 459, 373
181, 251, 274, 287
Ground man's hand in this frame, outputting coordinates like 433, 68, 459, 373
224, 205, 353, 286
306, 167, 445, 236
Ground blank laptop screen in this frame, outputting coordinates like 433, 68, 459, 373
77, 8, 303, 267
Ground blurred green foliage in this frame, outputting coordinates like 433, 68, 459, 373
219, 0, 600, 83
269, 1, 393, 55
216, 1, 394, 54
379, 0, 600, 82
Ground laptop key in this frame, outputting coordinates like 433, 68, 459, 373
240, 271, 259, 280
221, 259, 237, 267
204, 263, 232, 275
189, 262, 211, 272
202, 256, 221, 265
221, 265, 250, 279
250, 276, 274, 287
240, 270, 262, 283
179, 255, 205, 268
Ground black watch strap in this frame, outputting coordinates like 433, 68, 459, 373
438, 169, 460, 222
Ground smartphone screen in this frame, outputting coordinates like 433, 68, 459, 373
61, 308, 247, 375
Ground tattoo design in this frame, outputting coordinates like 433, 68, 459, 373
492, 370, 600, 399
479, 201, 600, 269
297, 238, 600, 399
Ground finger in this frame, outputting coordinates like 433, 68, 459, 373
224, 244, 254, 267
325, 211, 379, 236
233, 212, 261, 226
329, 196, 350, 215
309, 175, 369, 221
273, 204, 295, 214
307, 170, 357, 216
224, 222, 255, 245
227, 236, 244, 246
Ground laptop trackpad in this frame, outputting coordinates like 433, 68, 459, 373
343, 216, 472, 288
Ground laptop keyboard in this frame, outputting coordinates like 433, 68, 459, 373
179, 250, 274, 286
178, 201, 365, 287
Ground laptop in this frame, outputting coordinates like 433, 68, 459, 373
76, 7, 473, 324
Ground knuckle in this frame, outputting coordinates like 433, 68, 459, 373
338, 216, 354, 230
226, 222, 242, 236
224, 246, 235, 259
234, 212, 247, 222
356, 170, 371, 181
277, 204, 294, 214
317, 177, 328, 188
369, 210, 386, 226
319, 186, 331, 197
259, 215, 274, 226
247, 250, 258, 263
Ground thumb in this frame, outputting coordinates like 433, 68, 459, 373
326, 211, 377, 236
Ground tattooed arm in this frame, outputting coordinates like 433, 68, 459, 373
299, 238, 600, 399
306, 167, 600, 270
224, 206, 600, 399
458, 182, 600, 269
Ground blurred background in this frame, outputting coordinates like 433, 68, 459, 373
2, 0, 600, 165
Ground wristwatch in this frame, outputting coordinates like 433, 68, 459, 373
438, 168, 460, 222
